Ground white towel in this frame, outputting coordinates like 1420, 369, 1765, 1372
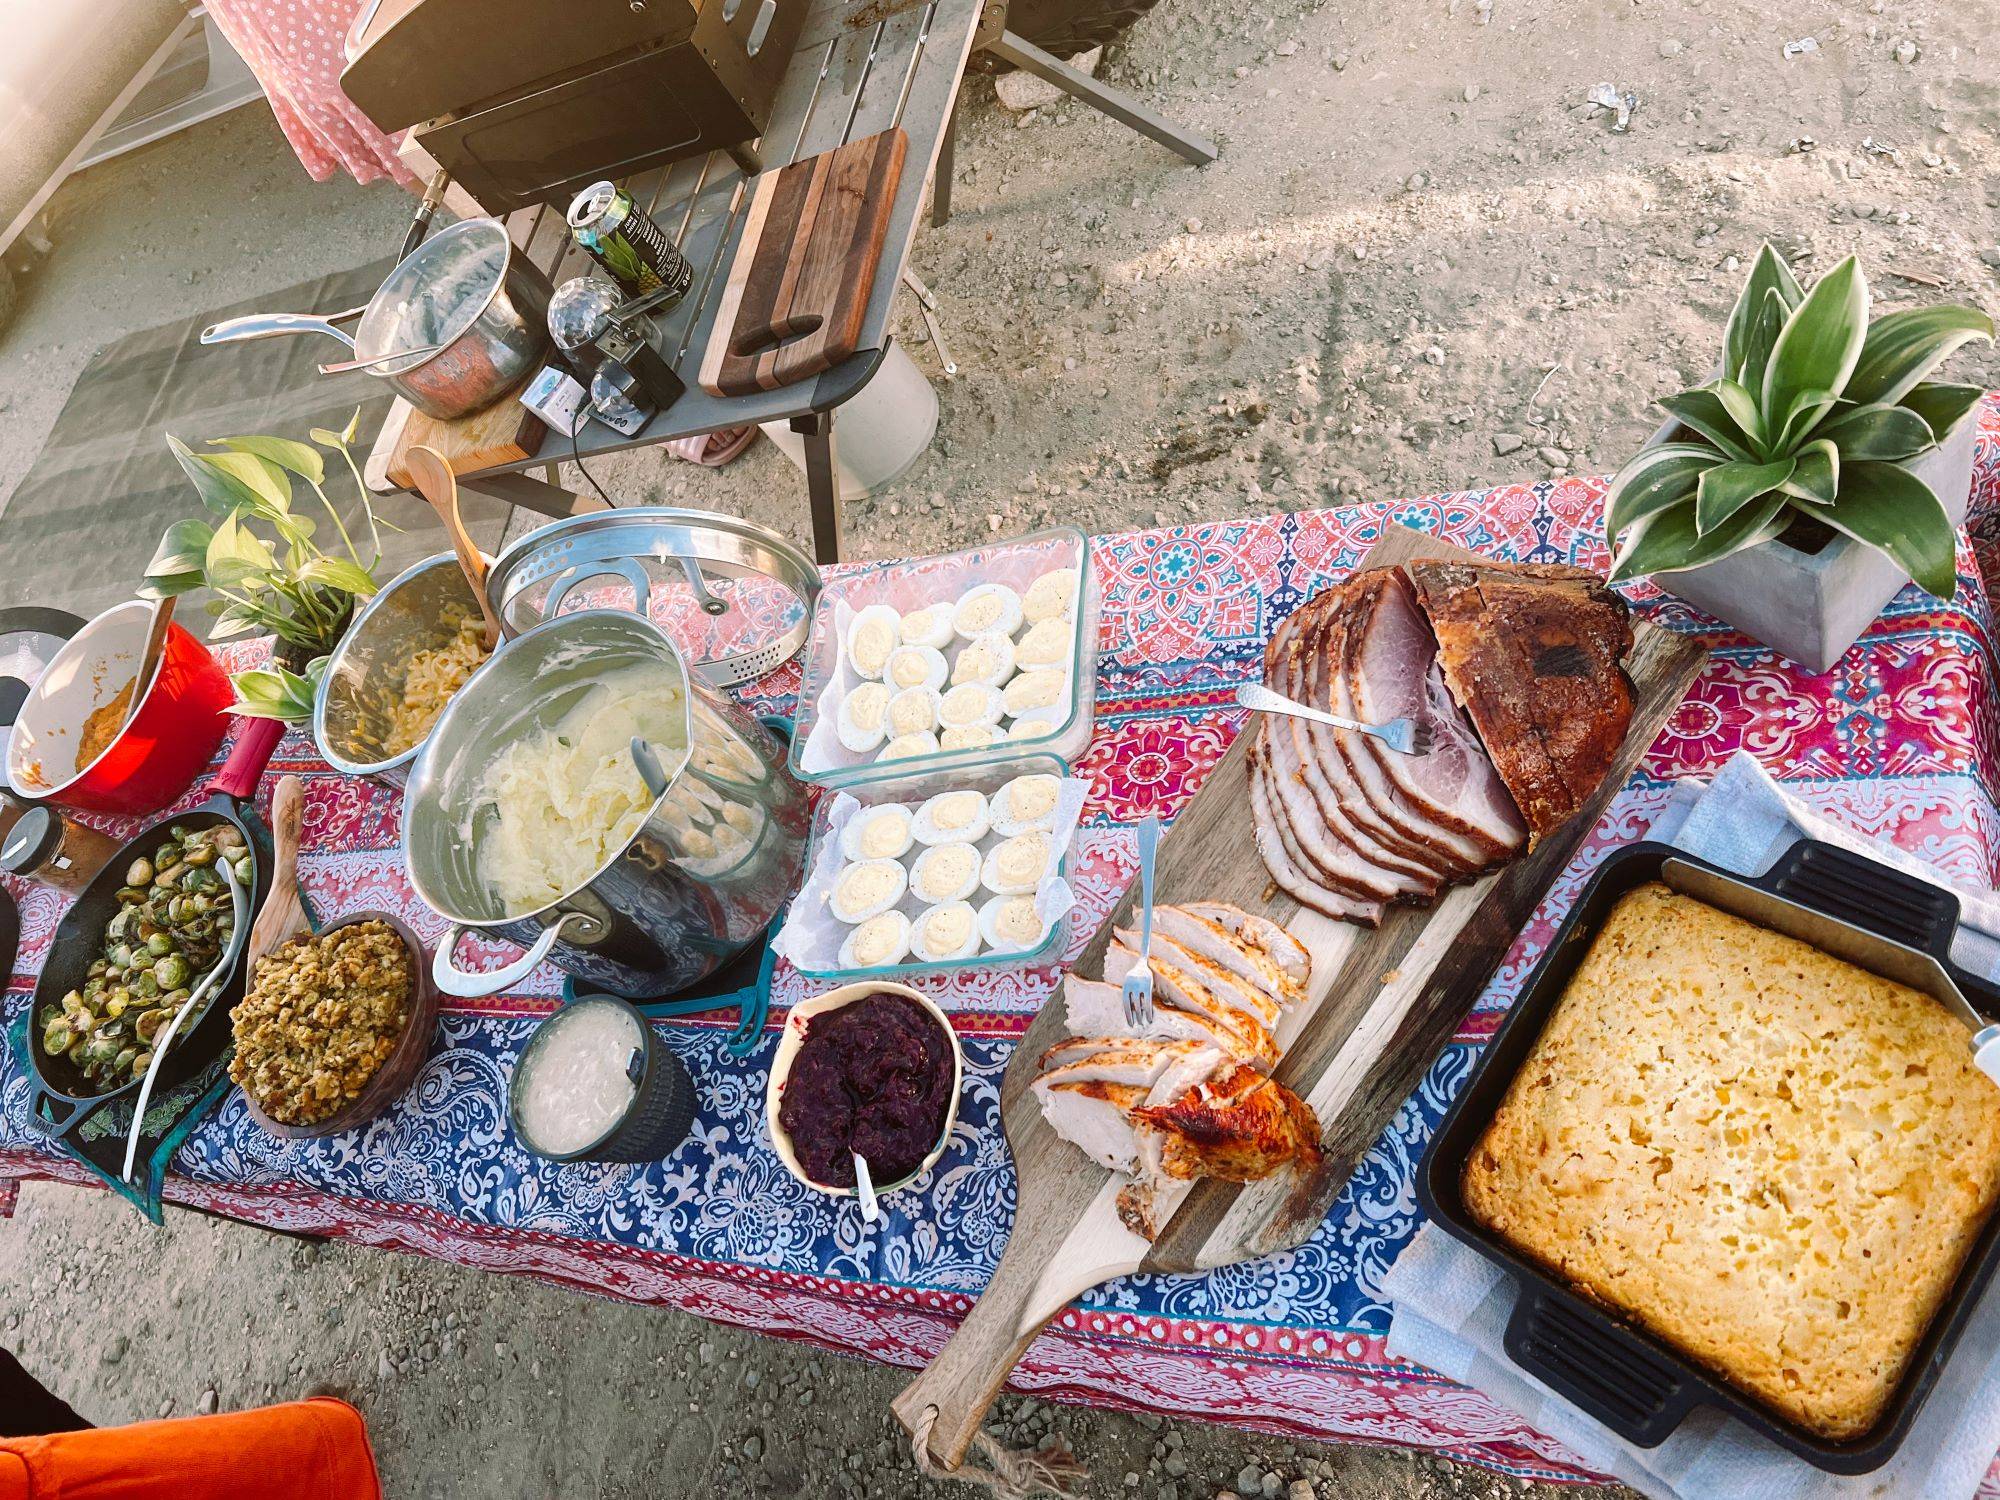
1383, 751, 2000, 1500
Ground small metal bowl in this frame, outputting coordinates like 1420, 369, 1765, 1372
312, 551, 493, 785
239, 910, 440, 1139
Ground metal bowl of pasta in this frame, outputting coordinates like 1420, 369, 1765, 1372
313, 551, 496, 786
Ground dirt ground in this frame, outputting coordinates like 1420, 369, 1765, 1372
1, 0, 1997, 1494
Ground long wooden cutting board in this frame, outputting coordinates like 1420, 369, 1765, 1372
892, 524, 1707, 1473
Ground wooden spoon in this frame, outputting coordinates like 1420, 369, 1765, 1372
243, 774, 307, 977
405, 445, 502, 651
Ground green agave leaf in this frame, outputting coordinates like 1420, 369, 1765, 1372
1696, 456, 1795, 535
1900, 382, 1986, 443
212, 435, 324, 486
169, 434, 265, 517
1762, 255, 1869, 423
1604, 442, 1717, 542
1738, 286, 1789, 398
1780, 439, 1838, 505
296, 555, 380, 598
1609, 489, 1788, 582
1812, 402, 1935, 461
1725, 244, 1805, 383
1772, 386, 1841, 455
1656, 388, 1757, 462
1819, 460, 1958, 599
1844, 305, 1994, 407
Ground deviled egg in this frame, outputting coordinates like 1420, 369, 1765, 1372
841, 802, 915, 863
899, 604, 954, 651
1007, 714, 1059, 742
829, 859, 908, 923
979, 892, 1046, 954
940, 724, 999, 752
839, 909, 912, 970
1003, 668, 1068, 721
912, 789, 992, 846
952, 583, 1023, 640
847, 603, 902, 680
938, 681, 1004, 733
884, 643, 948, 693
1014, 616, 1073, 672
991, 772, 1063, 837
836, 681, 891, 752
949, 631, 1016, 688
982, 830, 1053, 895
886, 684, 941, 738
911, 841, 982, 904
880, 730, 940, 761
911, 901, 982, 963
1022, 567, 1079, 624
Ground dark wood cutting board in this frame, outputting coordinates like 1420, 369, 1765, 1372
699, 129, 909, 398
892, 524, 1708, 1473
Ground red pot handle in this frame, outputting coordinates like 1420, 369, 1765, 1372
212, 716, 287, 802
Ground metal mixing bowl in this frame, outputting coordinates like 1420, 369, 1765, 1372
313, 551, 493, 785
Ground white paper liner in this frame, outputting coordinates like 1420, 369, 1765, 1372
773, 776, 1089, 976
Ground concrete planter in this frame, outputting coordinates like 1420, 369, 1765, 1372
1642, 409, 1978, 674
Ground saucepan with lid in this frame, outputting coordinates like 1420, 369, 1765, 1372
403, 610, 808, 999
199, 218, 553, 421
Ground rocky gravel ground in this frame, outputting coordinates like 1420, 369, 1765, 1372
2, 0, 1998, 1493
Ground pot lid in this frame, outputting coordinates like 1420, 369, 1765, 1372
0, 805, 59, 874
483, 507, 821, 689
0, 607, 84, 730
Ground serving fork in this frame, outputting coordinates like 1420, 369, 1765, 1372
1234, 681, 1435, 757
1122, 814, 1160, 1028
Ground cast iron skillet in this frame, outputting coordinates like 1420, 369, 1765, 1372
25, 718, 282, 1145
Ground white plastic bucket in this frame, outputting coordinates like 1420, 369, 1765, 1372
759, 341, 939, 503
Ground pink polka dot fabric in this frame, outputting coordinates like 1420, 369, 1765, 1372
205, 0, 420, 189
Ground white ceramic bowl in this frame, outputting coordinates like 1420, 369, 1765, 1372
765, 980, 964, 1198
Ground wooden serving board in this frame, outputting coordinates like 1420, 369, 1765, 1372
892, 524, 1707, 1472
699, 129, 908, 398
368, 373, 547, 493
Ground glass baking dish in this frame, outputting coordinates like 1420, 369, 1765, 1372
784, 750, 1079, 982
788, 526, 1099, 790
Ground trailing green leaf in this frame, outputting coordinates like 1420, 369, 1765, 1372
1761, 254, 1868, 421
1844, 305, 1994, 407
1813, 461, 1958, 599
1899, 382, 1985, 444
1695, 456, 1795, 535
296, 556, 380, 597
212, 435, 324, 486
1604, 442, 1715, 541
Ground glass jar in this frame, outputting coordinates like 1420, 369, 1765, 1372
0, 805, 120, 892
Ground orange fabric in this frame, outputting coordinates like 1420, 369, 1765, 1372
0, 1399, 381, 1500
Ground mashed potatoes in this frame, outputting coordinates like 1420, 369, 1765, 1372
474, 665, 686, 914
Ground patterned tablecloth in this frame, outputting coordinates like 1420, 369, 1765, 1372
8, 402, 2000, 1488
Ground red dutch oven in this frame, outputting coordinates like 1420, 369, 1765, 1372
4, 600, 234, 816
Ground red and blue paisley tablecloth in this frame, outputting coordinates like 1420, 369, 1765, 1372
8, 399, 2000, 1489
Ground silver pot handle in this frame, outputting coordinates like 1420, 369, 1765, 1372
201, 306, 367, 349
433, 913, 589, 998
544, 558, 655, 625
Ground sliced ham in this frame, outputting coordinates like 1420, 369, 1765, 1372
1255, 722, 1421, 903
1148, 905, 1302, 1009
1178, 902, 1311, 986
1248, 749, 1385, 925
1059, 974, 1275, 1065
1342, 570, 1525, 861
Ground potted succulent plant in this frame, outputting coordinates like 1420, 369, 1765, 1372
140, 411, 390, 721
1604, 245, 1991, 673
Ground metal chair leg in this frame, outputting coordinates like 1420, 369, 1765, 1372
791, 411, 845, 564
932, 102, 958, 228
983, 31, 1218, 165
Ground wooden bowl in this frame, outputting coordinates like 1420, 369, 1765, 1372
240, 910, 441, 1140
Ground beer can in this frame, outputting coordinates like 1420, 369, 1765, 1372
566, 181, 694, 307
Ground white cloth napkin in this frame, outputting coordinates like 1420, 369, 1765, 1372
1383, 751, 2000, 1500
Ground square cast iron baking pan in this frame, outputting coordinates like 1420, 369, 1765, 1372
1416, 837, 2000, 1474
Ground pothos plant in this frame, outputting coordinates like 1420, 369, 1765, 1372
141, 409, 393, 721
1604, 245, 1992, 600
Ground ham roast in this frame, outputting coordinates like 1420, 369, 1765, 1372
1247, 555, 1632, 910
1404, 558, 1634, 842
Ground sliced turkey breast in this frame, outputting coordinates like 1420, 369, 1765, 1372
1278, 594, 1449, 890
1033, 1079, 1145, 1172
1113, 925, 1287, 1032
1116, 1045, 1237, 1238
1342, 569, 1525, 861
1148, 905, 1302, 1009
1103, 941, 1281, 1036
1248, 752, 1385, 925
1034, 1038, 1203, 1089
1178, 902, 1311, 986
1059, 975, 1275, 1065
1132, 1061, 1324, 1184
